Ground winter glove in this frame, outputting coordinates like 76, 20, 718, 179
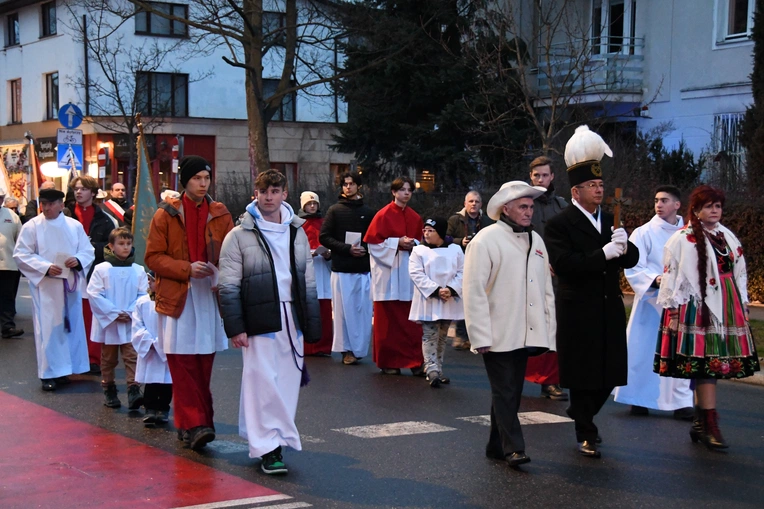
603, 241, 624, 260
610, 226, 628, 248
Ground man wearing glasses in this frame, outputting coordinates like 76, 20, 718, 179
319, 171, 375, 366
544, 126, 639, 459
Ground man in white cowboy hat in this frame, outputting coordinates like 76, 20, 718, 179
543, 125, 639, 459
463, 180, 557, 469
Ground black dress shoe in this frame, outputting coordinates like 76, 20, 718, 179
577, 440, 601, 458
189, 426, 216, 451
507, 451, 531, 467
540, 384, 569, 401
1, 328, 24, 338
41, 379, 57, 391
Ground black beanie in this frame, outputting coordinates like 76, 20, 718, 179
424, 217, 448, 241
179, 155, 211, 187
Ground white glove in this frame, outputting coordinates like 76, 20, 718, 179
603, 241, 624, 260
611, 227, 627, 248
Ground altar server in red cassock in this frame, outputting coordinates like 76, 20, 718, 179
364, 176, 424, 375
299, 191, 333, 355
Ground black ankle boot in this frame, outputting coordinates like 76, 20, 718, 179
700, 409, 729, 449
689, 406, 702, 443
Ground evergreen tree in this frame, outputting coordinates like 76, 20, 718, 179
741, 0, 764, 195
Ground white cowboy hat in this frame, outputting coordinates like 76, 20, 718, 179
486, 181, 546, 221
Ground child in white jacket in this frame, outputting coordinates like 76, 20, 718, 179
132, 272, 173, 426
408, 217, 464, 387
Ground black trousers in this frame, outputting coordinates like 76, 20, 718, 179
144, 383, 173, 412
483, 349, 530, 455
567, 387, 614, 442
0, 270, 21, 332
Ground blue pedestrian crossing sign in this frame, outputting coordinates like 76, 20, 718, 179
57, 144, 83, 171
58, 103, 83, 129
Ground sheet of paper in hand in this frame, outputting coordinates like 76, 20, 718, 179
345, 232, 362, 246
53, 252, 72, 279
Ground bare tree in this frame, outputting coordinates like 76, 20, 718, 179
463, 0, 660, 159
63, 1, 209, 191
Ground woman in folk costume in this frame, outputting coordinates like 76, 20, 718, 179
655, 185, 760, 450
408, 217, 464, 387
364, 176, 425, 375
299, 191, 333, 355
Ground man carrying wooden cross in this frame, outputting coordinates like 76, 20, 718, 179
543, 125, 639, 459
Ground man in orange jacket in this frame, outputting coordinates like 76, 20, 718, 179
145, 155, 233, 452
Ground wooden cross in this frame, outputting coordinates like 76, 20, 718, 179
607, 188, 632, 228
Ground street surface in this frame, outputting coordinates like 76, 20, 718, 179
1, 280, 763, 508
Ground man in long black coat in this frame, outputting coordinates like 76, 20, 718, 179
544, 126, 639, 459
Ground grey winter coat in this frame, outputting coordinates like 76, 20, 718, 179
218, 211, 321, 342
532, 189, 568, 238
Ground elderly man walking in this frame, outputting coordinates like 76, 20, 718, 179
463, 181, 557, 469
0, 186, 23, 338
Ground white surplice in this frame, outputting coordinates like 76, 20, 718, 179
13, 213, 95, 379
131, 294, 172, 384
239, 203, 304, 458
87, 262, 148, 345
368, 238, 415, 302
313, 255, 332, 299
158, 275, 228, 355
330, 271, 372, 357
613, 214, 693, 410
408, 243, 465, 322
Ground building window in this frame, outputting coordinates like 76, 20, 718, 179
6, 12, 20, 46
713, 113, 746, 176
135, 2, 188, 37
10, 79, 22, 124
591, 0, 637, 55
330, 163, 350, 186
716, 0, 754, 43
263, 79, 296, 121
263, 11, 286, 46
136, 72, 188, 117
271, 162, 299, 191
46, 72, 59, 120
41, 2, 57, 37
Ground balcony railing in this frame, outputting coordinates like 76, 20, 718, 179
536, 36, 645, 99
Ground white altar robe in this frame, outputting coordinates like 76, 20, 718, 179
408, 243, 464, 322
313, 255, 332, 300
13, 213, 95, 379
88, 262, 148, 345
613, 215, 693, 410
131, 294, 172, 384
368, 238, 415, 302
330, 272, 372, 357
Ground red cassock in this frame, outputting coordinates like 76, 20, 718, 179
301, 216, 333, 355
525, 351, 561, 385
364, 203, 424, 369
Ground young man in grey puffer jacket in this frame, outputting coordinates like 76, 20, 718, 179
218, 169, 320, 476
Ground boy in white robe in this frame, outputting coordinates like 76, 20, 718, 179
13, 188, 95, 392
613, 186, 693, 417
409, 217, 464, 387
219, 170, 321, 476
132, 273, 173, 426
88, 227, 148, 409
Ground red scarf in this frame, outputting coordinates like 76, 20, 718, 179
183, 194, 209, 263
74, 203, 96, 234
364, 202, 423, 244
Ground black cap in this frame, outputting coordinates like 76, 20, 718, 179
567, 160, 604, 187
39, 188, 65, 202
424, 217, 448, 241
179, 155, 211, 187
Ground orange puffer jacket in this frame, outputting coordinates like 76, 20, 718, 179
145, 194, 234, 318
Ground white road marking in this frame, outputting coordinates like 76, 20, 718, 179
457, 411, 573, 426
333, 420, 457, 438
301, 435, 326, 444
170, 494, 293, 508
257, 503, 312, 509
205, 440, 249, 455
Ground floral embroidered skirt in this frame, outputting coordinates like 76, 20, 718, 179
654, 272, 760, 379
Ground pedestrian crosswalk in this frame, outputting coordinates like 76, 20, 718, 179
457, 411, 573, 427
172, 494, 312, 509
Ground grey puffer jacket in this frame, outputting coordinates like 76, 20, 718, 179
218, 210, 321, 342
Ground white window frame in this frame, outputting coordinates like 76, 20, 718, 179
713, 0, 755, 49
590, 0, 638, 56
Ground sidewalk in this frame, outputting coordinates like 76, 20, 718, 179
623, 293, 764, 387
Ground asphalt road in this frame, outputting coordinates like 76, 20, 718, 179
2, 281, 763, 509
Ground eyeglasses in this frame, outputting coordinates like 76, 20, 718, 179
575, 183, 605, 190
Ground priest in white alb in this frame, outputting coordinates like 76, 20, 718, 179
13, 188, 95, 392
613, 185, 693, 418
